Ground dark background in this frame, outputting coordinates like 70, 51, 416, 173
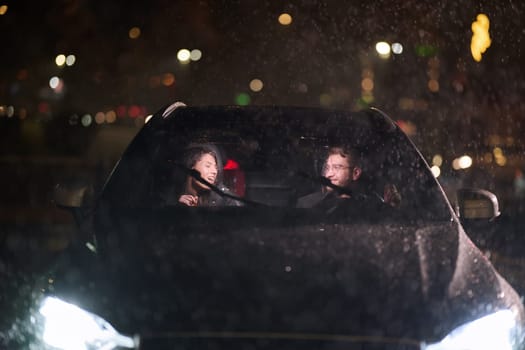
1, 0, 524, 290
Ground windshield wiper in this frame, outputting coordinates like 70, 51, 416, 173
173, 163, 267, 207
294, 170, 353, 197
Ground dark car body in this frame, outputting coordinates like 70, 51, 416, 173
6, 104, 525, 349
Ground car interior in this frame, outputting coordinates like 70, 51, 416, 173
101, 109, 453, 222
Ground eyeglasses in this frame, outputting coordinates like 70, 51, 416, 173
322, 164, 350, 173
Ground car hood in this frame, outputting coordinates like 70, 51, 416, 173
50, 207, 521, 344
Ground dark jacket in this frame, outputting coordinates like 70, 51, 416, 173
296, 191, 330, 208
197, 185, 243, 207
296, 189, 384, 211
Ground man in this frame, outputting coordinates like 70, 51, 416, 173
297, 146, 363, 208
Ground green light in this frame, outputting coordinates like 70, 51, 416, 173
356, 97, 373, 109
415, 44, 438, 57
235, 93, 251, 106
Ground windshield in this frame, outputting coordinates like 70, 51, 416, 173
101, 106, 452, 222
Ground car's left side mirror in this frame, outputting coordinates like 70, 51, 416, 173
53, 181, 97, 248
456, 188, 501, 221
53, 181, 95, 227
54, 182, 93, 209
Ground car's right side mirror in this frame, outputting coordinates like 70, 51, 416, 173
456, 188, 501, 221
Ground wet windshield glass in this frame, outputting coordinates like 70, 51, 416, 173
102, 107, 452, 222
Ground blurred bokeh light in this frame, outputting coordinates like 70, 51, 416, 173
471, 14, 491, 62
55, 55, 66, 66
278, 13, 292, 25
249, 79, 264, 92
375, 41, 391, 58
190, 49, 202, 61
177, 49, 191, 63
129, 27, 141, 39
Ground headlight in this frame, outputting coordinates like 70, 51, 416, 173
38, 296, 138, 350
422, 310, 523, 350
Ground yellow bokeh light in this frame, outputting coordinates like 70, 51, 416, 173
129, 27, 141, 39
361, 78, 374, 92
471, 13, 491, 62
495, 155, 507, 166
452, 158, 460, 170
452, 155, 473, 170
432, 154, 443, 167
428, 79, 439, 92
177, 49, 191, 63
493, 147, 506, 166
105, 110, 117, 123
493, 147, 503, 157
0, 5, 8, 15
55, 54, 66, 66
278, 13, 292, 25
375, 41, 391, 56
249, 79, 264, 92
458, 155, 473, 169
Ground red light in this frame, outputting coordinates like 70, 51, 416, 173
116, 105, 127, 117
128, 105, 141, 118
223, 159, 239, 170
38, 102, 50, 113
223, 159, 245, 197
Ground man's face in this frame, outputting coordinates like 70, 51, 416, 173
322, 154, 360, 192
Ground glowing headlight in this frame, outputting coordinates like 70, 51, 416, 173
422, 310, 523, 350
39, 296, 138, 350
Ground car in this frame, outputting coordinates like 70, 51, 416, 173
3, 103, 525, 349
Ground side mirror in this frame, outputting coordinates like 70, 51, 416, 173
53, 182, 93, 209
456, 188, 500, 221
53, 182, 97, 248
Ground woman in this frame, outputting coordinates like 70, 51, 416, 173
178, 145, 240, 207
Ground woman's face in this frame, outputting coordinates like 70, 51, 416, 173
192, 153, 218, 190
